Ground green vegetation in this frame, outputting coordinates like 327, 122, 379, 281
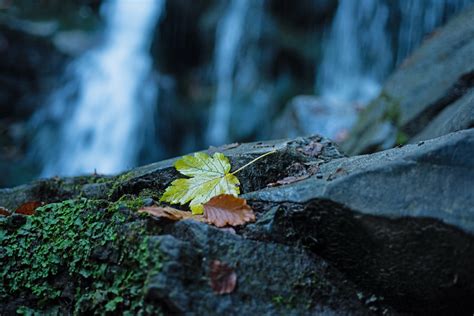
0, 198, 163, 315
380, 92, 409, 146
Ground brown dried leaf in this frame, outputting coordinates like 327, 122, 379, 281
138, 206, 205, 222
209, 260, 237, 295
0, 207, 12, 217
203, 194, 255, 228
267, 174, 310, 187
15, 201, 44, 216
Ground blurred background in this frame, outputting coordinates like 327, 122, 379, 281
0, 0, 473, 188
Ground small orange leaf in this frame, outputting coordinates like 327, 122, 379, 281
203, 195, 255, 228
209, 260, 237, 295
15, 201, 44, 216
138, 206, 205, 222
0, 207, 12, 217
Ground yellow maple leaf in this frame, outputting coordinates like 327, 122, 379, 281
160, 152, 240, 214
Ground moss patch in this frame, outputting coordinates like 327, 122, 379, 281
0, 198, 163, 315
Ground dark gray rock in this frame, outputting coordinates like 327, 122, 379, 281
245, 129, 474, 234
146, 220, 373, 315
411, 89, 474, 142
243, 199, 474, 315
342, 5, 474, 155
243, 129, 474, 314
271, 95, 358, 141
1, 131, 473, 314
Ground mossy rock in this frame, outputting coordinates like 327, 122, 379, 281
0, 198, 163, 315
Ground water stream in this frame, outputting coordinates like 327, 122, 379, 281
206, 0, 250, 146
30, 0, 473, 177
33, 0, 164, 177
313, 0, 472, 138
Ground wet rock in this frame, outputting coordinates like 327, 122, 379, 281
146, 220, 373, 315
244, 129, 474, 314
411, 88, 474, 143
141, 197, 155, 207
343, 5, 474, 155
1, 131, 473, 314
272, 95, 359, 142
246, 129, 474, 234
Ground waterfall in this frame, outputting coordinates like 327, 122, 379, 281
317, 0, 392, 104
33, 0, 164, 177
206, 0, 250, 146
318, 0, 473, 104
395, 0, 473, 64
312, 0, 473, 139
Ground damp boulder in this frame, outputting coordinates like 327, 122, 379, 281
1, 130, 474, 315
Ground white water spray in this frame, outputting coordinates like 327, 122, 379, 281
312, 0, 472, 139
34, 0, 164, 177
206, 0, 250, 146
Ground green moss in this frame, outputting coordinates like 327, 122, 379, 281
396, 131, 409, 145
380, 93, 402, 126
271, 295, 296, 308
111, 195, 144, 212
0, 198, 162, 315
108, 171, 135, 198
138, 188, 162, 201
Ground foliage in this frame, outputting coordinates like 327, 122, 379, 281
209, 260, 237, 295
140, 194, 255, 227
160, 150, 276, 215
0, 198, 162, 315
160, 152, 240, 214
203, 194, 255, 227
139, 206, 205, 222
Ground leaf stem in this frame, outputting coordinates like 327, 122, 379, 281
231, 149, 277, 175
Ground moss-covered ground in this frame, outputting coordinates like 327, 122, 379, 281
0, 197, 163, 315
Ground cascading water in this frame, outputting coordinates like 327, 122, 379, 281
32, 0, 164, 177
395, 0, 473, 64
317, 0, 392, 105
313, 0, 473, 138
206, 0, 250, 146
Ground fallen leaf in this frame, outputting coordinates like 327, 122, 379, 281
138, 206, 205, 222
203, 194, 255, 227
267, 174, 310, 187
160, 152, 240, 215
209, 260, 237, 295
297, 141, 323, 157
0, 207, 11, 217
15, 201, 44, 216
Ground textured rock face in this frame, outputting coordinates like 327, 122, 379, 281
342, 5, 474, 155
1, 130, 474, 315
147, 221, 370, 315
247, 129, 474, 234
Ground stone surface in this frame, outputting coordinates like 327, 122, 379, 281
146, 221, 372, 315
1, 131, 474, 314
246, 129, 474, 234
271, 95, 358, 141
411, 88, 474, 143
342, 5, 474, 155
